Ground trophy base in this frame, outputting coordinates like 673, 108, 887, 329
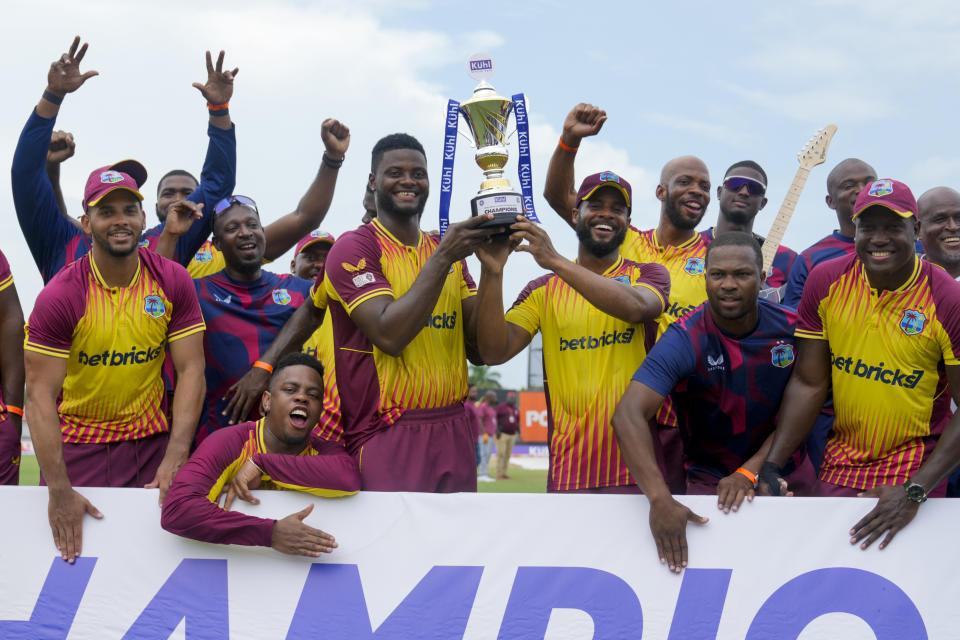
471, 191, 525, 229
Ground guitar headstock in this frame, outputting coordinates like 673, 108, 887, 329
797, 124, 838, 170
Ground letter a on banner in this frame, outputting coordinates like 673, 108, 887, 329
288, 563, 483, 639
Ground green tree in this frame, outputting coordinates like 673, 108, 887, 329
469, 364, 502, 389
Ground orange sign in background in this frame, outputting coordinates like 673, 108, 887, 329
518, 391, 548, 443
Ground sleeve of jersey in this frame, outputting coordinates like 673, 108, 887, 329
0, 251, 13, 293
931, 271, 960, 366
325, 231, 393, 313
781, 255, 810, 309
504, 276, 549, 336
311, 270, 329, 311
142, 123, 237, 265
251, 441, 361, 498
164, 263, 206, 342
631, 322, 695, 396
161, 428, 275, 547
460, 259, 477, 299
631, 262, 670, 312
794, 262, 830, 340
10, 109, 80, 282
24, 277, 83, 359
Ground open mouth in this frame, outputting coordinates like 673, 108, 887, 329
868, 249, 893, 260
591, 221, 616, 238
289, 407, 308, 429
941, 236, 960, 248
395, 191, 419, 202
681, 199, 704, 216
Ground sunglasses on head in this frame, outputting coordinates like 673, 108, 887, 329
214, 195, 258, 216
723, 176, 766, 196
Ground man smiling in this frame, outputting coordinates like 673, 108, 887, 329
760, 179, 960, 551
544, 103, 710, 491
476, 173, 669, 493
193, 195, 313, 441
161, 353, 360, 555
918, 186, 960, 280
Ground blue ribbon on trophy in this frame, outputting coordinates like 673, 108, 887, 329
438, 99, 460, 237
438, 54, 537, 236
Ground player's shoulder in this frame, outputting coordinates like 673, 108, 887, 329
677, 301, 710, 333
140, 247, 193, 285
758, 298, 799, 330
327, 225, 381, 262
195, 421, 255, 457
924, 260, 960, 311
38, 254, 90, 303
806, 252, 856, 287
514, 273, 554, 305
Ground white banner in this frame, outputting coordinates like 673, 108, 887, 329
0, 487, 955, 639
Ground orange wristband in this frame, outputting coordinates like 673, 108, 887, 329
206, 101, 230, 111
557, 138, 579, 153
252, 360, 274, 374
4, 405, 23, 417
735, 467, 757, 485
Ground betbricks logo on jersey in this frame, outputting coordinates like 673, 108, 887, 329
426, 311, 457, 330
831, 353, 924, 389
559, 328, 634, 352
78, 345, 163, 367
665, 301, 698, 319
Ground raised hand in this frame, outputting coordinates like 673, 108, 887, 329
163, 201, 204, 238
192, 50, 238, 106
511, 219, 562, 271
321, 119, 351, 158
475, 219, 522, 273
46, 36, 99, 96
271, 504, 339, 557
222, 366, 271, 425
561, 103, 607, 145
47, 130, 76, 165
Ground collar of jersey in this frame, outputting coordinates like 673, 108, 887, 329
859, 255, 921, 293
572, 254, 624, 278
372, 218, 424, 250
89, 250, 141, 290
652, 228, 701, 250
255, 416, 317, 456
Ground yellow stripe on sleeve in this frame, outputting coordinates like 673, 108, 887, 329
794, 329, 827, 340
344, 288, 394, 313
269, 480, 358, 498
169, 322, 206, 343
0, 274, 13, 293
24, 342, 70, 359
634, 282, 666, 312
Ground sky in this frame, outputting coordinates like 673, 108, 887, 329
2, 0, 959, 389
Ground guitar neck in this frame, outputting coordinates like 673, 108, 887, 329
762, 166, 811, 275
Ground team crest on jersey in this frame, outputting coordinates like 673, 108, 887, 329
868, 179, 893, 197
771, 343, 795, 368
342, 259, 367, 273
143, 295, 166, 318
900, 309, 926, 336
613, 275, 631, 285
272, 289, 292, 305
684, 257, 705, 276
100, 170, 124, 184
194, 250, 213, 263
138, 239, 150, 248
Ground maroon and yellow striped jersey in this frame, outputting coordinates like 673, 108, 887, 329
797, 255, 960, 489
25, 249, 205, 443
506, 256, 670, 491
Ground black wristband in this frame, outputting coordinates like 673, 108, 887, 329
322, 152, 344, 169
758, 461, 784, 496
209, 107, 229, 117
42, 90, 64, 106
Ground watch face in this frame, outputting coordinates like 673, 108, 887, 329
905, 483, 927, 502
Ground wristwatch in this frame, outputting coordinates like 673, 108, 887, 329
903, 480, 928, 504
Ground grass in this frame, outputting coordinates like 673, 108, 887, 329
476, 461, 547, 493
19, 454, 39, 486
15, 453, 549, 492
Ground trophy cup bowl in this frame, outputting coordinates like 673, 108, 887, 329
459, 81, 526, 228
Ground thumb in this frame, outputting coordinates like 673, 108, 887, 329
296, 503, 315, 521
85, 501, 104, 519
858, 487, 882, 498
81, 71, 99, 81
191, 82, 205, 93
688, 510, 709, 525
